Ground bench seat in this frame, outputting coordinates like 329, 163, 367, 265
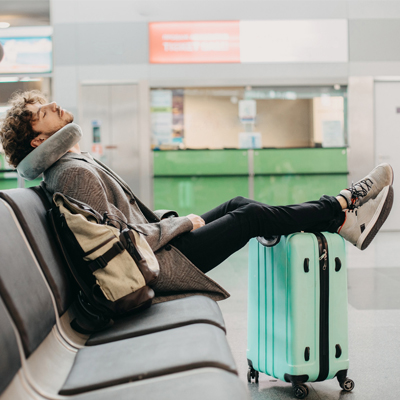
0, 188, 248, 400
1, 293, 246, 400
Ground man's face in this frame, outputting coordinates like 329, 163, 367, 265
26, 101, 74, 147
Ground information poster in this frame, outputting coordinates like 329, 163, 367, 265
322, 120, 344, 147
151, 90, 173, 147
172, 89, 184, 144
238, 99, 256, 123
151, 89, 185, 147
239, 132, 261, 149
0, 37, 52, 74
149, 21, 240, 64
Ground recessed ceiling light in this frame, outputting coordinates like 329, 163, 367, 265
0, 22, 10, 29
20, 77, 41, 82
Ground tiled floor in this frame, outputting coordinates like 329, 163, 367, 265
208, 231, 400, 400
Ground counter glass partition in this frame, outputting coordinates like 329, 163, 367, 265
151, 85, 347, 150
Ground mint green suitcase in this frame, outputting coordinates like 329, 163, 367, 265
247, 232, 355, 399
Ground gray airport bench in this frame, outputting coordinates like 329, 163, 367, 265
0, 187, 248, 400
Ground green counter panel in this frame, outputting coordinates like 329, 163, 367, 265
0, 178, 43, 190
153, 150, 248, 176
254, 148, 348, 174
153, 148, 348, 214
154, 176, 248, 216
254, 174, 348, 206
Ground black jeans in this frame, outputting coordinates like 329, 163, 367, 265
170, 195, 345, 274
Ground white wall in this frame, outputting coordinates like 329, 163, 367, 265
50, 0, 400, 200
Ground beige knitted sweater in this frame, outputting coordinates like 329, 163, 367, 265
43, 152, 229, 303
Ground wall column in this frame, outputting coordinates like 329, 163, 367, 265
347, 76, 374, 184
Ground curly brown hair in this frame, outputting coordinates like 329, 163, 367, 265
0, 90, 47, 168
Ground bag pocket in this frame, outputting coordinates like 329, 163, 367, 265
120, 229, 159, 286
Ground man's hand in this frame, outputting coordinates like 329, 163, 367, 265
186, 214, 205, 231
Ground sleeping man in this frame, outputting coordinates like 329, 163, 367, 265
0, 90, 394, 301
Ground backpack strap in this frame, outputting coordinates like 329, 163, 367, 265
87, 241, 125, 273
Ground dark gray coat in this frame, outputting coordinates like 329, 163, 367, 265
43, 152, 229, 303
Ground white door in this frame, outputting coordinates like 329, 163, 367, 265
80, 84, 141, 195
375, 81, 400, 231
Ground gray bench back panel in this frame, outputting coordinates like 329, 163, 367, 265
0, 200, 56, 357
0, 296, 21, 395
0, 188, 76, 315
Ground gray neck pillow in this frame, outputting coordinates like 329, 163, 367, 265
17, 123, 83, 180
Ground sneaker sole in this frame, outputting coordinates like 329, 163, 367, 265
357, 185, 394, 250
388, 164, 394, 185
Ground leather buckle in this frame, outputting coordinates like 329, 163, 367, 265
114, 240, 125, 253
88, 240, 125, 272
96, 256, 107, 269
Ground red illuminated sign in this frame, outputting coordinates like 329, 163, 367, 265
149, 21, 240, 64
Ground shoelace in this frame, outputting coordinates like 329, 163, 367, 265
347, 178, 373, 210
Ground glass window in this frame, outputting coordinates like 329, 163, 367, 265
150, 85, 347, 150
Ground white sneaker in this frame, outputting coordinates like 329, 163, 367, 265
338, 185, 394, 250
339, 163, 394, 210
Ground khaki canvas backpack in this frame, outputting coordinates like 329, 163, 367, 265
47, 193, 159, 331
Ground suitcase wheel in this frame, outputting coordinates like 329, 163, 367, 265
339, 378, 355, 392
336, 371, 355, 392
293, 384, 309, 399
247, 366, 259, 383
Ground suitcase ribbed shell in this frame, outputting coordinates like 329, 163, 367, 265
247, 232, 349, 383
